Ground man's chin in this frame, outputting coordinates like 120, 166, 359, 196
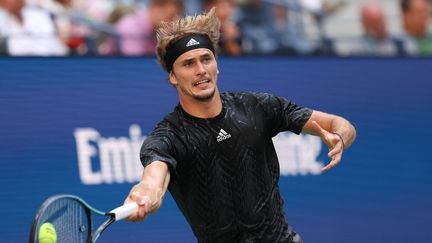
194, 89, 216, 101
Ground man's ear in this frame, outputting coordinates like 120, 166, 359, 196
168, 71, 178, 86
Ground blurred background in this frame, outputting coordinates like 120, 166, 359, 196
0, 0, 431, 57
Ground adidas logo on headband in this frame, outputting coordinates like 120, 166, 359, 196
186, 38, 200, 47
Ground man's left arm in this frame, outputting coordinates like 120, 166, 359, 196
302, 110, 357, 172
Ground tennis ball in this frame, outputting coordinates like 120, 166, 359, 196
38, 222, 57, 243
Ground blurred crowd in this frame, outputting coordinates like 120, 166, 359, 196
0, 0, 431, 56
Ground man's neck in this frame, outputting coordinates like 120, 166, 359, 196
179, 90, 222, 119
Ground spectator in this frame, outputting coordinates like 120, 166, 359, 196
272, 0, 316, 55
114, 0, 184, 56
183, 0, 202, 15
349, 2, 405, 56
236, 0, 281, 54
401, 0, 432, 55
98, 4, 135, 55
47, 0, 89, 55
204, 0, 241, 56
32, 0, 118, 55
237, 0, 316, 55
0, 0, 68, 56
74, 0, 116, 23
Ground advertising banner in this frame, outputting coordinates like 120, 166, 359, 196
1, 58, 431, 243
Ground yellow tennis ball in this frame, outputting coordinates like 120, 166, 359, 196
38, 222, 57, 243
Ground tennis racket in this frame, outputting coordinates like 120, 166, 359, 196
29, 194, 138, 243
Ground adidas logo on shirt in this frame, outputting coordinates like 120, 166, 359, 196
217, 129, 231, 142
186, 38, 200, 47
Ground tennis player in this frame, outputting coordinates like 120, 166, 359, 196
124, 8, 356, 243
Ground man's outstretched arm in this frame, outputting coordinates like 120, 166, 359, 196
124, 161, 170, 221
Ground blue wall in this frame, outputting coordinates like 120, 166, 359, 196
0, 57, 431, 242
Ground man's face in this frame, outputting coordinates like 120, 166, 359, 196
154, 3, 183, 24
362, 9, 387, 40
0, 0, 24, 14
169, 48, 218, 102
403, 0, 430, 37
206, 0, 235, 22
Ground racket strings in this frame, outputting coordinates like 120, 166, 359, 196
36, 198, 90, 243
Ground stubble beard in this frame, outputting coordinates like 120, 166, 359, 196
194, 88, 216, 101
179, 85, 216, 102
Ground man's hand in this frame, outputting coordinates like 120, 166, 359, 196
124, 184, 154, 222
310, 120, 344, 172
123, 161, 170, 222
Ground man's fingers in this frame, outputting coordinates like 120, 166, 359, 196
139, 196, 150, 218
124, 195, 137, 221
137, 205, 146, 219
328, 148, 338, 158
328, 133, 344, 158
321, 154, 341, 173
313, 121, 344, 173
321, 160, 337, 173
125, 192, 151, 222
129, 191, 141, 202
126, 210, 140, 221
328, 142, 343, 157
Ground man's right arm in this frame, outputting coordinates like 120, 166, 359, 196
124, 161, 170, 221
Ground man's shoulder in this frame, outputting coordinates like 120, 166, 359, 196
157, 108, 181, 128
145, 112, 181, 146
152, 106, 196, 136
221, 91, 269, 101
221, 92, 280, 109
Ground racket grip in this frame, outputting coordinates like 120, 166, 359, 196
110, 202, 138, 221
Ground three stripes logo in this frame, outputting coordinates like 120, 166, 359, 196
217, 129, 231, 142
186, 38, 200, 47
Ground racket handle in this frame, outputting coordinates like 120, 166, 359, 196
110, 202, 138, 221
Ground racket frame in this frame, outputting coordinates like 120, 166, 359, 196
29, 194, 117, 243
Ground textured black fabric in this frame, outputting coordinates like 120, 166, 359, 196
140, 92, 312, 243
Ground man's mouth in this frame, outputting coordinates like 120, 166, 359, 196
193, 79, 210, 86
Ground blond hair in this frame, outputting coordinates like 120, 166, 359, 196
156, 8, 221, 71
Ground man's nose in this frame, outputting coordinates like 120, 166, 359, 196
196, 62, 206, 75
